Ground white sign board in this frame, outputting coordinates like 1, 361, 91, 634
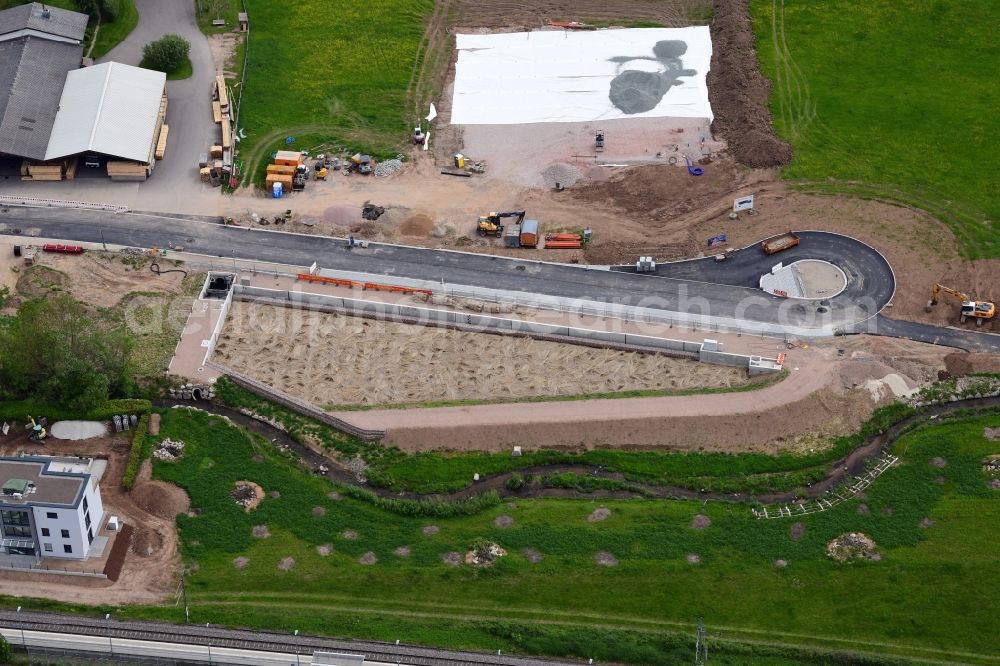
733, 195, 755, 212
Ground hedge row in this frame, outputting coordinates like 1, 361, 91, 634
337, 485, 502, 517
122, 413, 150, 490
0, 398, 151, 423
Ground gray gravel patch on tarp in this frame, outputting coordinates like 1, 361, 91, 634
541, 163, 582, 189
49, 421, 108, 440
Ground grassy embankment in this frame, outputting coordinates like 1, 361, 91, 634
752, 0, 1000, 259
1, 400, 998, 663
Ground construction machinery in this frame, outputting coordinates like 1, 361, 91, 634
477, 210, 525, 237
27, 416, 46, 442
928, 283, 996, 325
761, 231, 800, 255
350, 154, 373, 175
292, 165, 308, 191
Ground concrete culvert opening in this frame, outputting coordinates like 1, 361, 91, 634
192, 388, 203, 400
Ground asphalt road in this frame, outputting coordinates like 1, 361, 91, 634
3, 206, 999, 350
1, 208, 890, 332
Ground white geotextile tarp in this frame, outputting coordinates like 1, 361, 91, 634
451, 27, 713, 125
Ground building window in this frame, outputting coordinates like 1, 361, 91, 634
63, 544, 72, 554
83, 497, 89, 511
85, 512, 91, 528
61, 529, 70, 538
44, 543, 53, 552
41, 527, 50, 537
88, 527, 93, 544
47, 512, 58, 519
3, 525, 31, 537
2, 510, 31, 525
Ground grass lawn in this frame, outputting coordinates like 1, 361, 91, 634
234, 0, 434, 186
751, 0, 1000, 259
165, 56, 193, 81
89, 0, 138, 58
63, 405, 995, 664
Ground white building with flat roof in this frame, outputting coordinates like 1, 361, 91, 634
0, 456, 106, 561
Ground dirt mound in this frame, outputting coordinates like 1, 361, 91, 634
983, 429, 1000, 442
686, 553, 702, 564
774, 559, 788, 569
399, 214, 434, 237
588, 507, 611, 523
944, 352, 1000, 377
312, 506, 326, 517
442, 551, 462, 566
252, 524, 270, 539
316, 544, 333, 556
494, 515, 513, 528
707, 0, 793, 167
130, 527, 163, 558
521, 547, 544, 563
930, 457, 948, 468
422, 525, 440, 536
326, 491, 342, 501
595, 551, 618, 567
394, 546, 411, 557
231, 481, 264, 512
131, 481, 190, 520
826, 532, 878, 562
690, 514, 711, 530
342, 530, 359, 540
574, 160, 739, 222
323, 205, 359, 226
359, 551, 378, 565
278, 557, 295, 571
232, 557, 249, 570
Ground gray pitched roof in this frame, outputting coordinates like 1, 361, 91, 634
0, 36, 83, 160
0, 2, 88, 43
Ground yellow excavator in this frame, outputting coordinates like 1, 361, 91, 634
928, 284, 996, 326
476, 210, 525, 237
27, 416, 47, 442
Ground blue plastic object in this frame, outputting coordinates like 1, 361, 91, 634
685, 157, 704, 176
285, 136, 296, 145
272, 182, 283, 198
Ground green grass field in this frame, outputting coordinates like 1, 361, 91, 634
752, 0, 1000, 259
61, 405, 994, 664
234, 0, 434, 185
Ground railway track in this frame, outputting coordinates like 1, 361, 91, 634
0, 609, 572, 665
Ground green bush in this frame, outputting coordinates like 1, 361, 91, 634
505, 473, 525, 491
0, 634, 9, 662
141, 34, 191, 74
0, 398, 150, 423
122, 413, 150, 490
100, 0, 121, 20
338, 485, 501, 517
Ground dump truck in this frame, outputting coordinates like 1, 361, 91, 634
761, 231, 800, 254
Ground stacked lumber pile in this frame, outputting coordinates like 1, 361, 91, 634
107, 161, 148, 182
155, 124, 169, 160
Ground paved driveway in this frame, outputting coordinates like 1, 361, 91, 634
99, 0, 220, 211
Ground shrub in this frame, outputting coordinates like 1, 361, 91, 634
141, 34, 190, 74
122, 413, 150, 490
505, 473, 525, 491
100, 0, 121, 21
0, 634, 10, 662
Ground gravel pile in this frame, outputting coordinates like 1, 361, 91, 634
375, 158, 403, 177
154, 438, 185, 461
540, 162, 582, 189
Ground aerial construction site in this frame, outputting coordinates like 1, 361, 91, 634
0, 0, 998, 665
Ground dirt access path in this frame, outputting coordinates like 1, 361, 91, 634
0, 432, 185, 605
332, 336, 949, 453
